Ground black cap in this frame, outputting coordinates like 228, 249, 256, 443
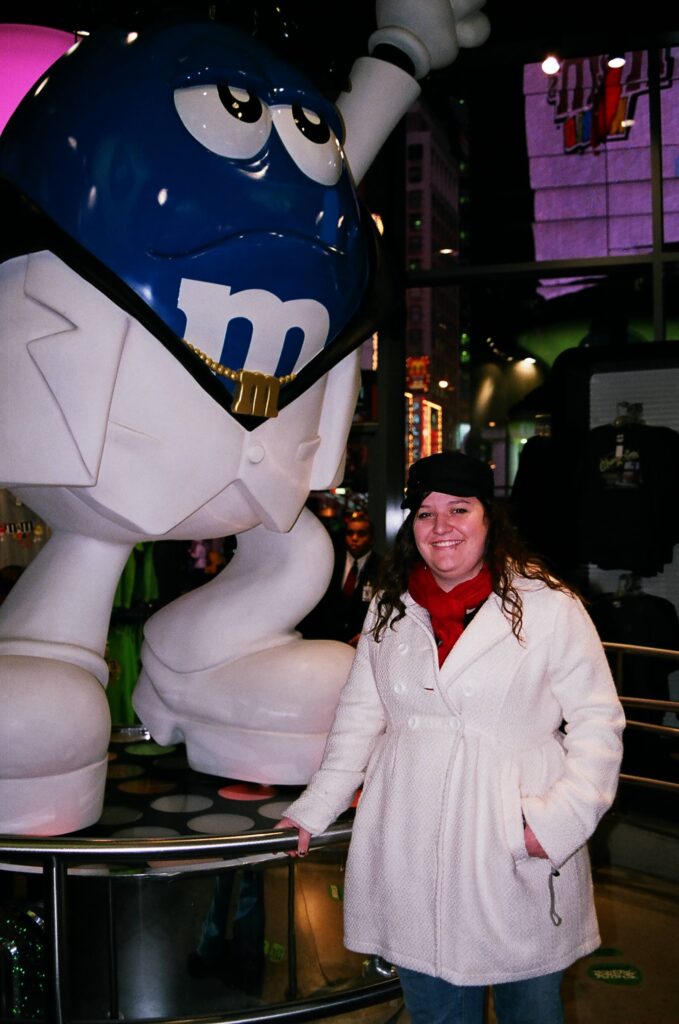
401, 451, 494, 509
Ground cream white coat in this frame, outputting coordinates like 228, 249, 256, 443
284, 579, 625, 985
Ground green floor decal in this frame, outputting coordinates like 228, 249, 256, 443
587, 963, 643, 985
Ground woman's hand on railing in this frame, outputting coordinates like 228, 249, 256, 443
274, 816, 311, 857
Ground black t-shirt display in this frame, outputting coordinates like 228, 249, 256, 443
577, 422, 679, 575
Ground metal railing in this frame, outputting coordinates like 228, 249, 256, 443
0, 821, 402, 1024
602, 640, 679, 795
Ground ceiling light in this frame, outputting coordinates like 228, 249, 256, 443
607, 54, 626, 69
541, 55, 560, 75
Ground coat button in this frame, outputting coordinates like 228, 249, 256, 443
449, 718, 459, 731
397, 642, 407, 653
462, 684, 474, 697
407, 716, 418, 730
393, 682, 405, 694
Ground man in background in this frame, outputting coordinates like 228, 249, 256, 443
297, 510, 382, 646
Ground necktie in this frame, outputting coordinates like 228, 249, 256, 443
343, 559, 359, 598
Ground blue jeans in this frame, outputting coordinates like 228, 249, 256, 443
397, 965, 564, 1024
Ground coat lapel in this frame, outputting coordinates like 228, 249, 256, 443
403, 592, 434, 631
438, 592, 511, 681
404, 590, 512, 683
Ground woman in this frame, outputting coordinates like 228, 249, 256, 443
277, 450, 625, 1024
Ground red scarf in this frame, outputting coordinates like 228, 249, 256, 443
408, 562, 492, 666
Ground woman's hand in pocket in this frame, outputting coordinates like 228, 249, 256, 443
524, 822, 548, 858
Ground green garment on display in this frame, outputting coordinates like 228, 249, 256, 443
106, 543, 159, 725
106, 622, 144, 726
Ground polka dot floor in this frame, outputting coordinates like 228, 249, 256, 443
88, 726, 301, 841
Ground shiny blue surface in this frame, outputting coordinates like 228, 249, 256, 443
0, 20, 370, 383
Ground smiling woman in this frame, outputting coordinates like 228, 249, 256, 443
278, 449, 626, 1024
412, 492, 488, 591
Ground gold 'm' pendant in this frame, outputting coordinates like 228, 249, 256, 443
232, 370, 281, 418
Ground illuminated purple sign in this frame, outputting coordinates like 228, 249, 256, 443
524, 50, 677, 298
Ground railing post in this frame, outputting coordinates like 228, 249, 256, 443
44, 855, 69, 1024
105, 876, 120, 1020
287, 859, 298, 1000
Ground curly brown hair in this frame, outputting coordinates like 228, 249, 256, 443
370, 497, 575, 643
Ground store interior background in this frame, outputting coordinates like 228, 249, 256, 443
1, 2, 679, 1021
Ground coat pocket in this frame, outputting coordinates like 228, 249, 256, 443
500, 760, 528, 866
502, 736, 567, 865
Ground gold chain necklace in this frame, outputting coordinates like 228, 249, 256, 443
183, 340, 296, 418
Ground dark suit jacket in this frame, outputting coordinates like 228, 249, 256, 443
297, 545, 382, 644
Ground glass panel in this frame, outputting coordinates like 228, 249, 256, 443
415, 48, 665, 268
462, 270, 651, 490
406, 285, 462, 451
406, 268, 651, 483
663, 263, 679, 337
0, 870, 46, 1018
662, 47, 679, 246
405, 101, 462, 271
524, 51, 654, 270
